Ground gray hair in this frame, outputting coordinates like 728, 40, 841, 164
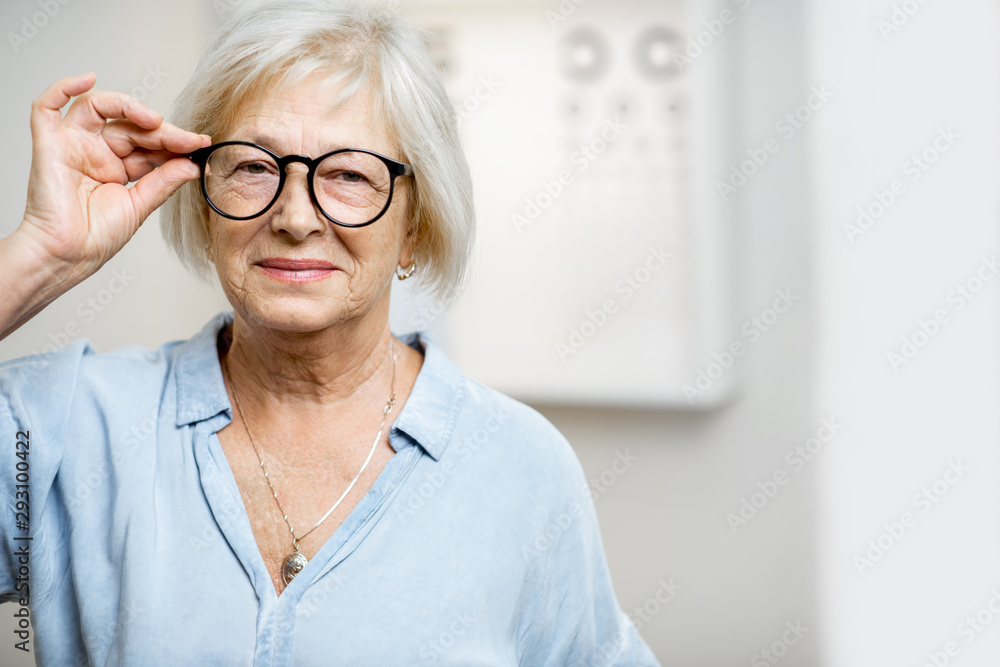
160, 0, 474, 303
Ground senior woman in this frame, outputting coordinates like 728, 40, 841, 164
0, 1, 659, 665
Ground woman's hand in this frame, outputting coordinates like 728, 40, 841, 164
0, 73, 209, 342
18, 72, 209, 277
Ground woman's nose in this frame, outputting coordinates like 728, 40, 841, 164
268, 165, 327, 240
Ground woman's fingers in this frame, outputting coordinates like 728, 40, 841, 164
29, 72, 96, 134
102, 120, 207, 159
19, 75, 207, 279
121, 149, 191, 181
63, 89, 162, 134
108, 123, 210, 182
127, 156, 201, 224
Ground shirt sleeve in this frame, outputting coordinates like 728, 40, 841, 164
516, 435, 661, 666
0, 342, 86, 603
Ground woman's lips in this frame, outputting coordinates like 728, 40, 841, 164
257, 258, 338, 283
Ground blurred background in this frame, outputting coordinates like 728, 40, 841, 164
0, 0, 998, 665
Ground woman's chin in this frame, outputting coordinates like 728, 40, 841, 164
236, 299, 352, 335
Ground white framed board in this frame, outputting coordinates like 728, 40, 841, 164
402, 0, 736, 408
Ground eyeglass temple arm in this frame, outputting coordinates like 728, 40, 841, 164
186, 146, 211, 164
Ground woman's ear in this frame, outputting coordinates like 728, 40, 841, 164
398, 231, 416, 269
203, 223, 215, 264
399, 208, 420, 264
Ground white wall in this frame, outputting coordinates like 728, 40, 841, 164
808, 1, 1000, 665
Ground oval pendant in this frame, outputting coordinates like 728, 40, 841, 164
282, 551, 308, 585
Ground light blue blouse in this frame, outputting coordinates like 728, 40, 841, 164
0, 311, 659, 666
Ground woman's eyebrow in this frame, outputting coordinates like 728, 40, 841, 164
242, 132, 282, 153
239, 132, 357, 156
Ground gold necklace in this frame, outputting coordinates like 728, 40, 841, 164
222, 338, 397, 586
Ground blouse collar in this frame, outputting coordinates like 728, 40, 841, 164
171, 311, 464, 461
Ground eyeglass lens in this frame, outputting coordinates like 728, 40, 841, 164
203, 145, 394, 225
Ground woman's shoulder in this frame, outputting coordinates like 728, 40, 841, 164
409, 334, 589, 500
468, 379, 586, 479
461, 374, 570, 451
0, 312, 228, 414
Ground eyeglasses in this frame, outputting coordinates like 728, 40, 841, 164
187, 141, 413, 228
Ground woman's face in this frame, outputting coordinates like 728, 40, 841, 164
207, 75, 414, 334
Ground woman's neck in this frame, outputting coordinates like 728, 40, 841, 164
219, 310, 398, 419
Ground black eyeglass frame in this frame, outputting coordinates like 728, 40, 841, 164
187, 141, 414, 228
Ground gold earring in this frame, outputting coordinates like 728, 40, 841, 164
205, 244, 215, 263
395, 259, 416, 280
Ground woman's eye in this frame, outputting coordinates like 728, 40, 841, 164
233, 162, 269, 176
341, 171, 365, 183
